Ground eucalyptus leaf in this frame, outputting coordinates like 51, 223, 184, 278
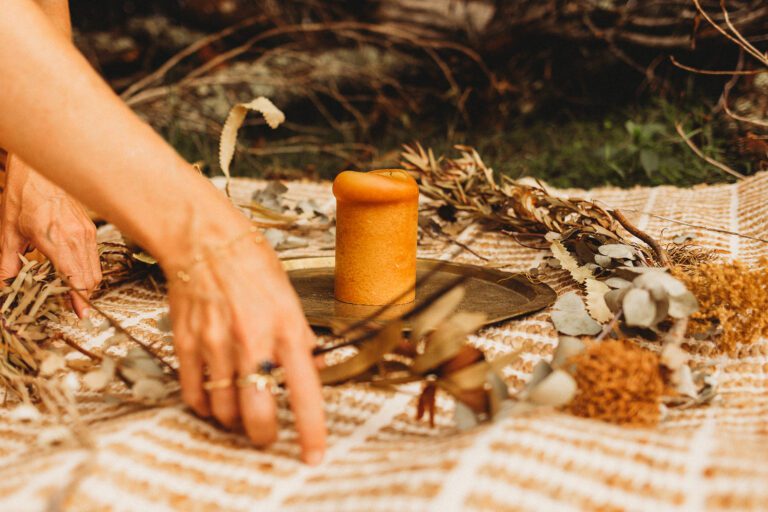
552, 336, 586, 368
598, 244, 636, 260
156, 314, 172, 333
132, 378, 169, 401
673, 234, 694, 244
526, 360, 553, 391
604, 287, 628, 312
605, 277, 632, 289
551, 292, 601, 336
594, 254, 613, 267
83, 357, 115, 391
454, 401, 479, 431
622, 288, 657, 328
668, 291, 699, 318
527, 369, 577, 407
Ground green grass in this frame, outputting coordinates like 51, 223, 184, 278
166, 98, 750, 190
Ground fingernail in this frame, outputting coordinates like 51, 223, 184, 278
81, 308, 91, 319
305, 450, 324, 466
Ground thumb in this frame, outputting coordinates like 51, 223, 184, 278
0, 229, 28, 283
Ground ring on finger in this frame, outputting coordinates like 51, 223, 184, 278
203, 377, 233, 391
236, 373, 279, 393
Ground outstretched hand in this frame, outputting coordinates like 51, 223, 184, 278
0, 154, 101, 317
166, 222, 326, 465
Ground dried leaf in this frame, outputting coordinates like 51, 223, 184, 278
410, 286, 465, 342
585, 278, 613, 323
410, 312, 486, 373
550, 240, 592, 284
320, 321, 403, 385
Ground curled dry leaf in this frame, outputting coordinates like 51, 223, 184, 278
218, 97, 285, 194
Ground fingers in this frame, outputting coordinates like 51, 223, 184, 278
171, 295, 210, 418
201, 302, 239, 428
33, 218, 100, 318
234, 323, 279, 446
278, 322, 327, 465
0, 228, 27, 283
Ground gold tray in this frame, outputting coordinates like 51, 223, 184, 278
283, 257, 556, 330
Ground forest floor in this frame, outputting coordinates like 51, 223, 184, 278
167, 96, 745, 190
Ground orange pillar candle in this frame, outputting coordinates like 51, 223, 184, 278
333, 169, 419, 305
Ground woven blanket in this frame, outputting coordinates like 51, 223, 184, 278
1, 174, 767, 512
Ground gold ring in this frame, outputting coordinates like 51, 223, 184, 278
236, 373, 279, 393
202, 378, 233, 391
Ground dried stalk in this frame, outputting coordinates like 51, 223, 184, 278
611, 209, 672, 267
674, 123, 745, 179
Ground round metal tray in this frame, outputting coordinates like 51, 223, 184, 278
284, 257, 556, 330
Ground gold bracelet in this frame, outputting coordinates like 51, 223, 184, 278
170, 225, 264, 284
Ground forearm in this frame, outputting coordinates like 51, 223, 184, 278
0, 0, 246, 266
34, 0, 72, 39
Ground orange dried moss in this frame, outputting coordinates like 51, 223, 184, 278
674, 258, 768, 355
569, 340, 664, 426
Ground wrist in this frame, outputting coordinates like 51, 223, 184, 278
144, 182, 256, 271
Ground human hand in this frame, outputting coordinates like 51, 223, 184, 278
0, 154, 101, 318
165, 220, 326, 465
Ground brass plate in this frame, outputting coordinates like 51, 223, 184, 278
283, 257, 556, 330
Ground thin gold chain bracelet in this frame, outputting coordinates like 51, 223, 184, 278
169, 225, 265, 284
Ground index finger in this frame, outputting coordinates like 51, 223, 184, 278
279, 324, 326, 466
